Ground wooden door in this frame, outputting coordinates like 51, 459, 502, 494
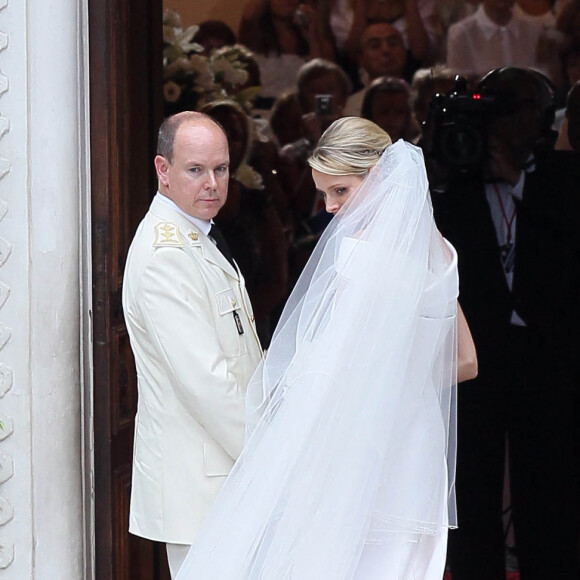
89, 0, 170, 577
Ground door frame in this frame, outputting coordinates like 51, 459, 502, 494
88, 0, 164, 577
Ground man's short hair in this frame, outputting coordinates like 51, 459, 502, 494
157, 111, 225, 163
478, 67, 555, 136
296, 58, 352, 100
358, 19, 404, 53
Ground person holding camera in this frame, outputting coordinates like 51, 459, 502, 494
361, 76, 422, 143
345, 0, 441, 66
431, 67, 580, 580
268, 59, 353, 285
238, 0, 335, 117
271, 58, 350, 222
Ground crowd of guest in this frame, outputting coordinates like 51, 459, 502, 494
161, 1, 580, 578
161, 0, 580, 345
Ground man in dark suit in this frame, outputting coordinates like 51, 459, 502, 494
431, 68, 580, 580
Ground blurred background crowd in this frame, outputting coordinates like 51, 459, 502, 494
162, 0, 580, 346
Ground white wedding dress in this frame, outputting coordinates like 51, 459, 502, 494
176, 140, 458, 580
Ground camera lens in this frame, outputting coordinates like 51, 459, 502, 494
422, 77, 492, 173
439, 121, 484, 168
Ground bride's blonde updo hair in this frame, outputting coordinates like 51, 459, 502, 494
308, 117, 392, 176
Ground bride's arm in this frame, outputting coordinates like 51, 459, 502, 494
457, 302, 477, 382
437, 231, 477, 382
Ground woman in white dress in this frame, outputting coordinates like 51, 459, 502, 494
176, 117, 477, 580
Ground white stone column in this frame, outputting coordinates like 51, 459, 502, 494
0, 0, 91, 578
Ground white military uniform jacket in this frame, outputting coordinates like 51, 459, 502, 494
122, 195, 262, 543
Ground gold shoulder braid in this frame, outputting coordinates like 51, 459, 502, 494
153, 222, 185, 247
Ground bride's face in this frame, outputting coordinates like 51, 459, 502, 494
312, 170, 364, 215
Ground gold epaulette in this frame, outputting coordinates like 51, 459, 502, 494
153, 222, 185, 247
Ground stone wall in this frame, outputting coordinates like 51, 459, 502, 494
0, 0, 91, 577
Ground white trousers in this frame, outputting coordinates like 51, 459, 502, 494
166, 543, 191, 579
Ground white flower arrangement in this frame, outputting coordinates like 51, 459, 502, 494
189, 55, 216, 91
210, 51, 250, 89
162, 9, 266, 192
163, 9, 202, 54
162, 9, 261, 116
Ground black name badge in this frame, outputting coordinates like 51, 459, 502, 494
233, 311, 244, 335
500, 241, 515, 273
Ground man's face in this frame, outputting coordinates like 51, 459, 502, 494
483, 0, 515, 21
359, 23, 406, 81
155, 120, 229, 221
368, 91, 409, 142
488, 82, 545, 169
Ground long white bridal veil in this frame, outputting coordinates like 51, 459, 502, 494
176, 140, 458, 579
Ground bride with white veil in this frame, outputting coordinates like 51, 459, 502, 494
176, 117, 477, 580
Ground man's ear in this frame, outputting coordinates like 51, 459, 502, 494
154, 155, 170, 186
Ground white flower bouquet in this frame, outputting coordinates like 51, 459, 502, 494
162, 9, 261, 116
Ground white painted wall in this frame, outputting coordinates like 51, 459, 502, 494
0, 0, 91, 577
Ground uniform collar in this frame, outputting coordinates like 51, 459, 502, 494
155, 192, 212, 236
149, 195, 238, 278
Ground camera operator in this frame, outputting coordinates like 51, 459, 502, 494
430, 67, 580, 580
274, 58, 350, 225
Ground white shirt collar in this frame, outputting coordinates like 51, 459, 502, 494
486, 153, 534, 201
475, 4, 518, 41
155, 192, 212, 235
511, 170, 525, 201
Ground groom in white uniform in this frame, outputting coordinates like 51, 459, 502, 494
122, 111, 262, 578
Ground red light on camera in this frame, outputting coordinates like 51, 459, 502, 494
472, 94, 482, 100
